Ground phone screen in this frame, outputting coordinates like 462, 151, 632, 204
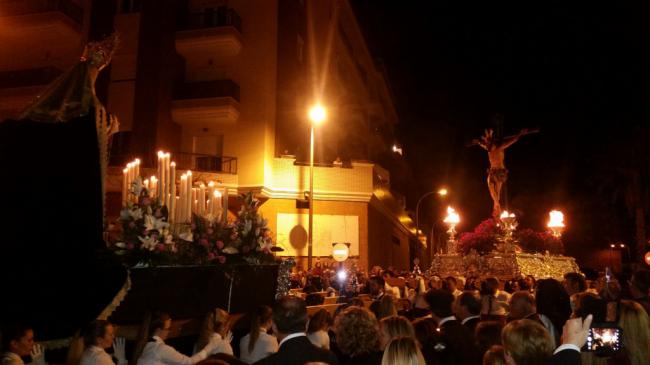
585, 327, 622, 352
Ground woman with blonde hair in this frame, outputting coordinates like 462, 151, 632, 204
618, 299, 650, 365
381, 337, 425, 365
195, 308, 233, 356
379, 316, 415, 349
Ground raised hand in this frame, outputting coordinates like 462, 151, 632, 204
113, 337, 127, 365
30, 344, 46, 365
562, 314, 593, 348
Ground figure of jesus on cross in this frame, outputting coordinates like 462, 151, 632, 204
469, 127, 538, 218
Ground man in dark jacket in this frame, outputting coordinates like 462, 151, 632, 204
425, 289, 481, 365
254, 296, 338, 365
454, 290, 482, 333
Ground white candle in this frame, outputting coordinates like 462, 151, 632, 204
150, 176, 157, 198
222, 188, 228, 224
122, 168, 128, 206
157, 151, 164, 203
127, 162, 134, 203
186, 171, 192, 222
164, 153, 171, 207
212, 190, 222, 218
198, 184, 205, 215
175, 196, 180, 222
192, 188, 197, 215
170, 162, 176, 223
180, 174, 187, 223
134, 158, 140, 179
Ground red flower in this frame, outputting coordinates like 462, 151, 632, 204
217, 255, 226, 264
155, 243, 165, 252
198, 238, 209, 248
216, 240, 224, 250
207, 252, 216, 260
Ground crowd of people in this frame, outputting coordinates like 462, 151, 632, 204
2, 264, 650, 365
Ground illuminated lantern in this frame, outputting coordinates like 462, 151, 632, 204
332, 242, 350, 262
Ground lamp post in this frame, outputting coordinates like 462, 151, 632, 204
415, 188, 448, 253
307, 104, 326, 270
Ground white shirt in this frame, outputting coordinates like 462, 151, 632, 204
539, 314, 557, 345
278, 333, 307, 348
205, 333, 233, 356
137, 336, 209, 365
481, 290, 511, 316
461, 315, 481, 325
385, 283, 401, 299
438, 316, 456, 328
1, 352, 24, 365
307, 330, 330, 350
239, 330, 278, 364
80, 346, 123, 365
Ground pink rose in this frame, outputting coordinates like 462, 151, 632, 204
199, 238, 209, 248
207, 252, 216, 260
156, 243, 165, 252
216, 240, 224, 249
217, 256, 226, 264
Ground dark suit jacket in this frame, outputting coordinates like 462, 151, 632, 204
547, 349, 581, 365
462, 316, 481, 334
432, 319, 481, 365
254, 335, 339, 365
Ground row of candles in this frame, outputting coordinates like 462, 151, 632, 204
121, 151, 227, 224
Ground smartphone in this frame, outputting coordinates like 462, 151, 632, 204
584, 324, 622, 355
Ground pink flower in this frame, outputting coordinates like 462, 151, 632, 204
155, 243, 165, 252
126, 243, 135, 250
207, 252, 216, 260
217, 256, 226, 264
216, 240, 224, 249
207, 228, 214, 235
199, 238, 209, 248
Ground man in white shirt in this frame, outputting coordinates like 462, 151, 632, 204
137, 313, 224, 365
80, 320, 126, 365
1, 325, 46, 365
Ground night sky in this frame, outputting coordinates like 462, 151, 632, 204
351, 1, 650, 260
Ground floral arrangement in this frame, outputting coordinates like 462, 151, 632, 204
111, 179, 277, 267
457, 218, 562, 256
515, 228, 562, 254
457, 219, 501, 255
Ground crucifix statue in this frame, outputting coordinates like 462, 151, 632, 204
469, 126, 538, 218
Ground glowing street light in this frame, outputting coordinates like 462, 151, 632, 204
307, 104, 326, 270
547, 210, 565, 238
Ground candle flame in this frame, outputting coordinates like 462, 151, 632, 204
123, 168, 128, 174
157, 151, 165, 158
134, 158, 140, 164
187, 170, 192, 176
500, 210, 516, 219
165, 152, 170, 158
126, 162, 132, 168
171, 161, 176, 167
443, 206, 460, 224
213, 190, 222, 197
547, 210, 565, 228
208, 181, 215, 187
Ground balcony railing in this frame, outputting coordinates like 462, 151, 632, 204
176, 7, 242, 33
0, 66, 63, 89
173, 79, 240, 102
0, 0, 83, 24
175, 153, 237, 174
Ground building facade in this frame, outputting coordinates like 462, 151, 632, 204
0, 0, 425, 271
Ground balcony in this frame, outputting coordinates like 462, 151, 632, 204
176, 153, 237, 174
171, 79, 240, 126
175, 7, 243, 58
0, 0, 83, 34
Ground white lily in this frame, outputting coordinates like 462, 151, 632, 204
178, 231, 194, 242
131, 176, 143, 196
222, 246, 239, 254
144, 214, 169, 232
129, 208, 143, 220
138, 235, 158, 251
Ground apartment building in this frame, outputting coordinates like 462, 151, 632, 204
0, 0, 426, 271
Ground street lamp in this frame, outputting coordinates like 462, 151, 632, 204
307, 104, 326, 270
415, 188, 448, 256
